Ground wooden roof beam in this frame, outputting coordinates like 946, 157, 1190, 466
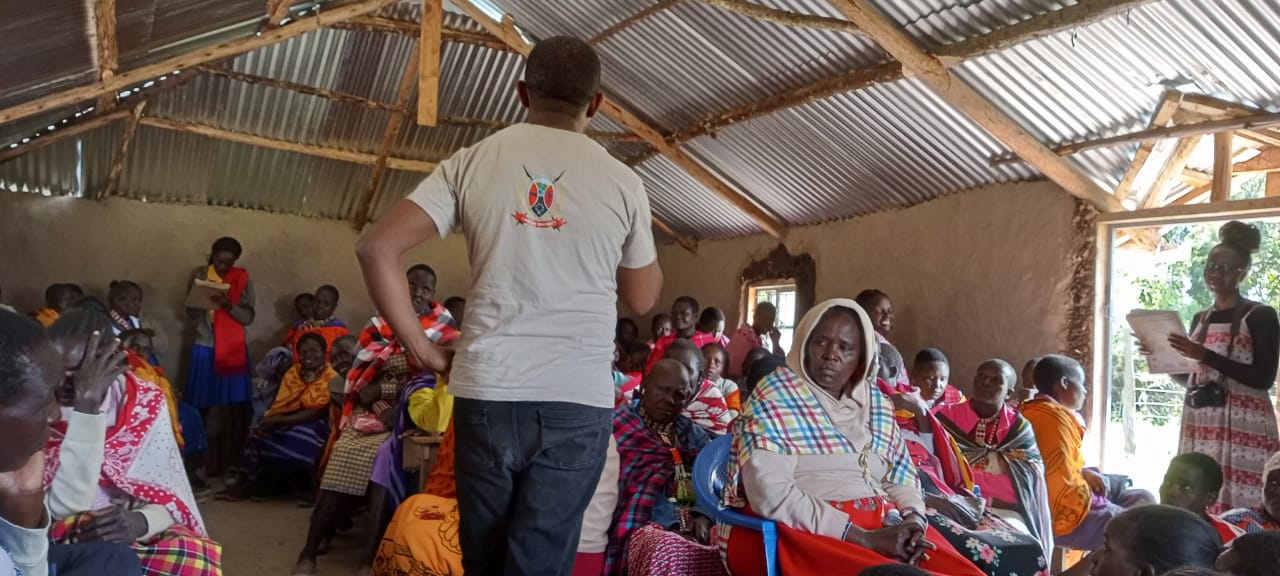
332, 16, 513, 51
450, 0, 787, 241
1113, 90, 1182, 202
830, 0, 1121, 211
139, 116, 436, 172
1235, 148, 1280, 174
266, 0, 293, 27
933, 0, 1160, 61
0, 109, 132, 165
417, 0, 442, 127
100, 101, 147, 199
92, 0, 119, 111
0, 0, 398, 125
1211, 132, 1234, 202
1139, 136, 1200, 209
590, 0, 679, 44
692, 0, 860, 34
355, 47, 421, 229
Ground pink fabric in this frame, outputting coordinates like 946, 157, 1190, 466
625, 523, 726, 576
935, 402, 1020, 505
725, 325, 763, 379
647, 332, 725, 373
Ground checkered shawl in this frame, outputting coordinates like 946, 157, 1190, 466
341, 303, 459, 427
722, 365, 917, 508
606, 400, 709, 575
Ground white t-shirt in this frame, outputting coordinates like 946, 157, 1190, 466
407, 123, 657, 408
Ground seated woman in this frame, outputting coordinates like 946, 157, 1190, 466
1221, 452, 1280, 533
663, 339, 734, 435
1161, 452, 1245, 544
721, 299, 985, 576
372, 418, 622, 576
33, 283, 82, 327
45, 310, 221, 575
608, 359, 722, 576
881, 355, 1050, 574
696, 306, 731, 347
855, 289, 910, 390
935, 360, 1055, 557
1088, 505, 1222, 576
222, 333, 335, 500
909, 348, 964, 407
293, 264, 459, 576
703, 342, 741, 413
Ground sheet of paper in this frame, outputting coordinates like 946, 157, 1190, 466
1126, 309, 1197, 374
184, 279, 230, 310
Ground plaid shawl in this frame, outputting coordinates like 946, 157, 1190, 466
606, 400, 710, 575
341, 302, 459, 427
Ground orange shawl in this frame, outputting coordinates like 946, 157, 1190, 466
266, 364, 337, 418
1022, 395, 1091, 536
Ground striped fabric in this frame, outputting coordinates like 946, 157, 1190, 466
52, 514, 222, 576
341, 303, 459, 427
723, 365, 917, 509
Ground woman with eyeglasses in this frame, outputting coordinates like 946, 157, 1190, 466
1155, 220, 1280, 513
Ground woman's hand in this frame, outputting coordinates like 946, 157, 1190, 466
405, 337, 453, 375
73, 506, 147, 544
210, 293, 231, 310
1082, 469, 1109, 496
890, 391, 928, 417
73, 331, 128, 414
849, 521, 935, 564
358, 385, 382, 408
689, 514, 713, 544
1168, 335, 1207, 362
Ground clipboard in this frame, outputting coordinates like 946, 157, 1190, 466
185, 279, 230, 310
1126, 309, 1197, 374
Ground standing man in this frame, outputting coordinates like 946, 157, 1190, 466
356, 37, 662, 575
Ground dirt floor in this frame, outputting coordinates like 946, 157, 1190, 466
203, 497, 367, 576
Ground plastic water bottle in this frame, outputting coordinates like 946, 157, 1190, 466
972, 485, 982, 498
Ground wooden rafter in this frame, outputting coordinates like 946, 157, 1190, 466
139, 116, 436, 172
933, 0, 1159, 60
1211, 132, 1234, 202
93, 0, 119, 111
266, 0, 293, 27
590, 0, 679, 44
651, 214, 699, 253
417, 0, 442, 127
1098, 195, 1280, 227
829, 0, 1121, 211
0, 109, 132, 165
1113, 90, 1182, 202
1140, 136, 1200, 209
0, 0, 397, 125
692, 0, 859, 34
450, 0, 786, 242
354, 48, 422, 229
674, 62, 901, 142
1235, 148, 1280, 174
1268, 173, 1280, 197
101, 101, 147, 199
332, 16, 512, 51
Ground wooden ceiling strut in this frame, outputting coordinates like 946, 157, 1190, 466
332, 16, 512, 51
1234, 148, 1280, 174
651, 216, 699, 253
1139, 136, 1199, 209
354, 47, 422, 229
0, 109, 131, 165
266, 0, 293, 27
101, 100, 147, 199
450, 0, 786, 242
1211, 132, 1234, 202
692, 0, 860, 34
1177, 93, 1280, 147
1267, 173, 1280, 198
93, 0, 119, 112
829, 0, 1121, 211
0, 0, 398, 125
139, 116, 436, 172
417, 0, 442, 127
933, 0, 1160, 60
590, 0, 679, 44
1098, 195, 1280, 227
1113, 90, 1182, 202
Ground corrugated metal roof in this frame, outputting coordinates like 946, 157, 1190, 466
3, 0, 1280, 241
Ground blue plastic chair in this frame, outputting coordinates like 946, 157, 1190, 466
693, 434, 779, 576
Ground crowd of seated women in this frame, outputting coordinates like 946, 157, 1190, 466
9, 266, 1280, 576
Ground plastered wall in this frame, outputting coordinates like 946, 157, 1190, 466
0, 192, 471, 382
646, 182, 1080, 394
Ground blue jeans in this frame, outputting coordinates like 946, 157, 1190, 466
48, 542, 143, 576
454, 398, 611, 576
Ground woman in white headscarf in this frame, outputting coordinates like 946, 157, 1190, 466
719, 299, 984, 576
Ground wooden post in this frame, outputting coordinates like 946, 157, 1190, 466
829, 0, 1122, 211
354, 49, 422, 229
0, 0, 398, 125
417, 0, 442, 127
101, 101, 147, 199
1267, 173, 1280, 198
1211, 131, 1234, 202
93, 0, 119, 112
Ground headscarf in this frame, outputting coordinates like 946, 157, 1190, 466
724, 299, 917, 508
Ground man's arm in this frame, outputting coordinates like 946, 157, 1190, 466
617, 261, 662, 315
356, 199, 449, 373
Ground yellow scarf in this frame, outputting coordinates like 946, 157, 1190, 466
267, 365, 338, 417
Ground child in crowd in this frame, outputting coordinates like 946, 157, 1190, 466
910, 347, 964, 407
615, 317, 639, 347
283, 285, 349, 356
1160, 452, 1244, 544
696, 306, 730, 346
649, 313, 673, 349
702, 342, 740, 412
1216, 531, 1280, 576
1088, 505, 1223, 576
663, 339, 734, 435
1013, 357, 1040, 409
33, 282, 82, 326
292, 293, 315, 329
1022, 354, 1156, 551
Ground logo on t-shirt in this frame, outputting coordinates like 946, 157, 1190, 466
512, 166, 567, 230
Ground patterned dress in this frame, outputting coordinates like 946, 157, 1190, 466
1180, 305, 1280, 512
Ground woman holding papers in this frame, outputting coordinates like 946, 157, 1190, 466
186, 236, 256, 477
1153, 221, 1280, 512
